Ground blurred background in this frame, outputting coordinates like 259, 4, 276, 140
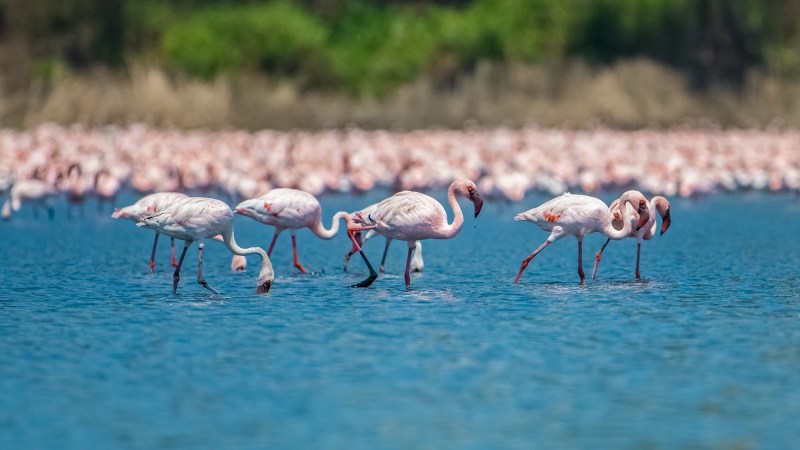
1, 0, 799, 130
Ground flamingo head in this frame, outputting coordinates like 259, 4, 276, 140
653, 196, 671, 235
459, 180, 483, 218
234, 198, 263, 220
256, 269, 274, 294
619, 190, 649, 231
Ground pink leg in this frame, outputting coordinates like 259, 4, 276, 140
404, 243, 414, 288
514, 239, 551, 283
577, 239, 585, 285
171, 238, 178, 268
343, 231, 362, 271
592, 238, 612, 280
635, 242, 641, 279
347, 225, 378, 288
267, 230, 280, 257
291, 231, 308, 273
150, 232, 160, 273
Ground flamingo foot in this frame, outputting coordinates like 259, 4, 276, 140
294, 262, 309, 274
379, 264, 385, 274
198, 279, 220, 294
150, 260, 156, 273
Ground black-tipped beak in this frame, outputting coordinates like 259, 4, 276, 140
256, 280, 272, 294
660, 209, 671, 235
470, 191, 483, 218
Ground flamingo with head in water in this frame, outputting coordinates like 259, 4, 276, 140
234, 188, 350, 274
346, 179, 483, 289
138, 197, 274, 294
513, 191, 650, 285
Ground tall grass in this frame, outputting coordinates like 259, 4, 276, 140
7, 59, 800, 130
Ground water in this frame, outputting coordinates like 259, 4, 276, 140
2, 191, 799, 449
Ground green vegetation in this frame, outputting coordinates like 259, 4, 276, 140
3, 0, 799, 97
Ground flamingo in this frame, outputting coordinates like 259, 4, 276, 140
342, 203, 424, 273
234, 188, 350, 273
112, 192, 188, 272
94, 169, 121, 212
137, 197, 274, 294
513, 191, 650, 285
346, 179, 483, 288
1, 179, 58, 220
63, 164, 92, 218
592, 194, 672, 280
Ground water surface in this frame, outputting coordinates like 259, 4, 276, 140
2, 192, 799, 449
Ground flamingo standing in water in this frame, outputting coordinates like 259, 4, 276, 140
234, 188, 350, 273
112, 192, 188, 272
347, 179, 483, 288
513, 191, 650, 284
138, 197, 274, 294
343, 202, 424, 273
592, 194, 672, 280
1, 179, 58, 220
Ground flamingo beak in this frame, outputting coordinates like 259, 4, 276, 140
256, 280, 272, 294
636, 207, 649, 231
660, 209, 671, 235
470, 190, 483, 218
234, 207, 246, 215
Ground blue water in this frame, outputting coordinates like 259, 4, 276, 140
2, 191, 799, 449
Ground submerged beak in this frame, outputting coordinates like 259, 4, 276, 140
256, 280, 272, 294
470, 190, 484, 218
660, 209, 671, 235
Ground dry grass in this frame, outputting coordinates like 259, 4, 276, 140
4, 59, 800, 130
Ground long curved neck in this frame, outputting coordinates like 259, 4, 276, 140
222, 225, 273, 280
310, 211, 350, 240
438, 183, 465, 238
603, 200, 634, 239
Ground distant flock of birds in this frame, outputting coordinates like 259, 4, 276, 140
104, 181, 670, 294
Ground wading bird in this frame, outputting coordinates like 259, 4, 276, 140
1, 179, 58, 220
347, 179, 483, 289
138, 197, 274, 294
235, 188, 350, 274
592, 194, 672, 280
343, 202, 424, 273
513, 191, 649, 284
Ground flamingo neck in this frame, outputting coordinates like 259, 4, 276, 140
310, 211, 350, 240
438, 183, 465, 238
222, 226, 274, 283
603, 200, 634, 239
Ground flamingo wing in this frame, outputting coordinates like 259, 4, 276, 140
368, 191, 447, 231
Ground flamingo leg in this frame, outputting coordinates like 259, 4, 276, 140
343, 230, 362, 272
379, 238, 392, 273
171, 238, 178, 268
266, 229, 281, 257
347, 226, 378, 288
291, 231, 309, 273
514, 239, 551, 283
197, 242, 220, 294
577, 238, 585, 285
635, 242, 642, 279
592, 238, 612, 280
150, 231, 160, 273
173, 241, 191, 294
403, 242, 414, 288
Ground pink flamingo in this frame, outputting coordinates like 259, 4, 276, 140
137, 197, 274, 294
592, 194, 672, 280
112, 192, 188, 272
94, 169, 121, 212
513, 191, 650, 285
234, 188, 350, 273
347, 179, 483, 288
342, 203, 424, 273
2, 179, 58, 220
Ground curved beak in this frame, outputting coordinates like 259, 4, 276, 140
470, 190, 484, 218
635, 207, 650, 231
256, 280, 272, 294
660, 209, 671, 235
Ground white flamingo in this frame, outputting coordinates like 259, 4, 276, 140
347, 179, 483, 288
234, 188, 350, 273
2, 179, 58, 220
513, 191, 650, 284
592, 194, 672, 280
138, 197, 274, 294
112, 192, 188, 272
343, 202, 424, 273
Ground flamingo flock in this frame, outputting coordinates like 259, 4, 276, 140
0, 125, 797, 222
